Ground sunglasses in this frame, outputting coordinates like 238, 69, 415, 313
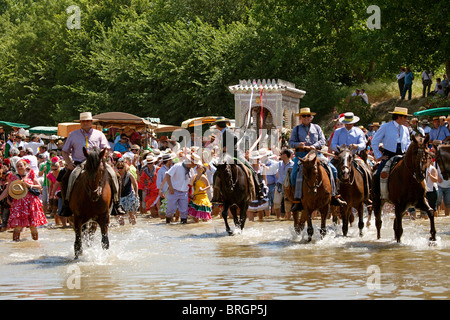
116, 166, 124, 169
302, 115, 312, 118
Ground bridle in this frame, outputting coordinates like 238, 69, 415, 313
303, 156, 323, 194
338, 150, 355, 185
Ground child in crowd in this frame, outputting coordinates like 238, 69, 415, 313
188, 165, 212, 222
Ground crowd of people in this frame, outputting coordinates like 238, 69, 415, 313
396, 67, 450, 100
1, 104, 450, 242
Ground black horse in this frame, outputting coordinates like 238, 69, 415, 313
214, 159, 253, 235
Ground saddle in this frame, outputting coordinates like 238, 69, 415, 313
379, 155, 403, 200
65, 163, 85, 201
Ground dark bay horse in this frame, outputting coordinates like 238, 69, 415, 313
69, 147, 112, 259
373, 135, 436, 243
214, 159, 251, 235
294, 150, 332, 241
335, 146, 373, 237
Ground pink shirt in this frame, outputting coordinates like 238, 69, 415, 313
62, 128, 110, 162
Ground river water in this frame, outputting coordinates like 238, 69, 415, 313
0, 210, 449, 300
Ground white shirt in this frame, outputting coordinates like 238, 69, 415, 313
166, 161, 194, 192
360, 92, 369, 104
437, 165, 450, 188
396, 71, 405, 80
425, 165, 438, 192
22, 155, 39, 177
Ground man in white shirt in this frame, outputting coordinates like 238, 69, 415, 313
22, 148, 39, 177
422, 69, 433, 97
165, 153, 201, 224
396, 66, 406, 97
360, 89, 369, 104
25, 135, 45, 155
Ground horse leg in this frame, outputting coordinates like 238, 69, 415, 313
416, 198, 436, 242
357, 202, 365, 237
293, 211, 301, 235
73, 221, 83, 259
319, 205, 329, 239
230, 205, 240, 231
99, 217, 109, 250
306, 210, 314, 242
394, 204, 406, 243
83, 222, 97, 247
239, 203, 248, 232
366, 202, 373, 228
342, 205, 350, 237
222, 203, 232, 235
373, 198, 383, 239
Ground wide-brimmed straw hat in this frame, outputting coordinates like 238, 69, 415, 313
372, 122, 380, 127
295, 107, 316, 116
339, 112, 360, 124
249, 150, 264, 160
388, 107, 412, 116
212, 116, 231, 125
146, 154, 157, 163
161, 152, 177, 162
190, 153, 202, 165
79, 112, 93, 121
8, 180, 28, 200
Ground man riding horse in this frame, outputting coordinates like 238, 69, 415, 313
371, 107, 412, 201
288, 107, 347, 212
59, 112, 125, 217
210, 116, 265, 204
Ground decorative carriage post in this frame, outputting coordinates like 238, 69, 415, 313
228, 79, 306, 152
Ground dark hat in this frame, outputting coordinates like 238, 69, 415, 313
212, 116, 231, 125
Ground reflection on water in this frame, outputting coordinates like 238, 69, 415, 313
0, 213, 449, 300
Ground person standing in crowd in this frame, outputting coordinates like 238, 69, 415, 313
422, 69, 433, 98
165, 153, 201, 224
360, 89, 369, 104
188, 164, 213, 222
429, 116, 450, 144
157, 152, 176, 219
47, 159, 68, 227
0, 159, 47, 241
401, 67, 414, 100
247, 150, 269, 222
114, 134, 131, 153
419, 154, 439, 219
23, 148, 39, 177
436, 164, 450, 216
396, 66, 406, 97
0, 165, 11, 232
260, 149, 278, 217
273, 148, 294, 220
409, 118, 425, 136
421, 119, 432, 135
116, 159, 139, 225
139, 154, 160, 217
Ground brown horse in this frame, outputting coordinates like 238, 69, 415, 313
373, 135, 436, 242
435, 143, 450, 180
335, 146, 373, 237
69, 147, 112, 259
293, 150, 332, 241
214, 161, 251, 235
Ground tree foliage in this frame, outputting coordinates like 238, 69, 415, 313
0, 0, 448, 127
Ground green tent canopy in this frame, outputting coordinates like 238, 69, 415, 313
0, 121, 30, 128
28, 126, 58, 135
413, 107, 450, 117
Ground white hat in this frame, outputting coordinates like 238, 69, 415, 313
146, 154, 157, 163
190, 153, 202, 165
79, 112, 93, 121
339, 112, 360, 124
249, 150, 264, 160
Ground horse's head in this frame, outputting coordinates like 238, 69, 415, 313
408, 134, 430, 182
299, 150, 318, 178
216, 163, 235, 192
336, 145, 354, 181
83, 147, 107, 175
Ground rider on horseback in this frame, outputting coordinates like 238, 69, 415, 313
371, 107, 412, 200
288, 108, 347, 212
59, 112, 126, 217
210, 116, 265, 204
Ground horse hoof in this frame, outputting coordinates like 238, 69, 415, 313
428, 240, 437, 247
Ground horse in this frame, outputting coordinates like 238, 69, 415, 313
335, 146, 373, 236
214, 157, 252, 235
435, 143, 450, 180
293, 150, 332, 241
373, 135, 436, 243
69, 147, 112, 259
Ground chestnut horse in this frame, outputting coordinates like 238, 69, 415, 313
373, 135, 436, 242
335, 146, 373, 237
293, 150, 332, 241
214, 161, 251, 235
69, 147, 112, 259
